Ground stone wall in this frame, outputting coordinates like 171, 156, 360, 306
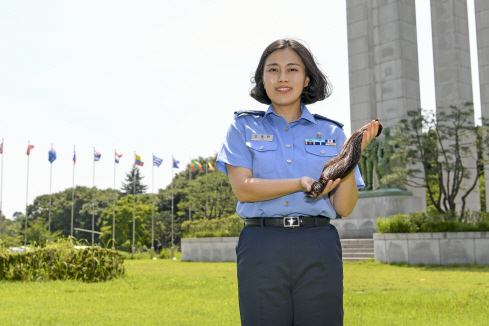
332, 193, 422, 239
181, 237, 238, 262
374, 232, 489, 265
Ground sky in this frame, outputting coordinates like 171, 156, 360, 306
0, 0, 482, 220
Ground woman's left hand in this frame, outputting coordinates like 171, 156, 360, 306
360, 120, 380, 151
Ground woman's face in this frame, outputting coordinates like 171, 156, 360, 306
262, 48, 309, 109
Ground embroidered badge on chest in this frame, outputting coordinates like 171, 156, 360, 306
305, 139, 336, 145
251, 134, 273, 141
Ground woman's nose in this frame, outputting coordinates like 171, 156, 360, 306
278, 71, 288, 82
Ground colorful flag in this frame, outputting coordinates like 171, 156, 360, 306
153, 155, 163, 167
135, 154, 144, 166
27, 144, 34, 155
48, 148, 57, 163
173, 158, 180, 169
94, 150, 101, 161
115, 152, 122, 163
73, 150, 76, 164
0, 141, 3, 154
208, 162, 216, 171
191, 160, 202, 170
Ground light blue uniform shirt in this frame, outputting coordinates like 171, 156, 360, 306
217, 103, 365, 219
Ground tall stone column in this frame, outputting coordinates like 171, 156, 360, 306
343, 0, 425, 238
474, 0, 489, 211
347, 0, 377, 132
430, 0, 479, 212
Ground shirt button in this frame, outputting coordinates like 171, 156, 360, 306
285, 202, 290, 207
285, 127, 289, 131
287, 159, 291, 164
259, 146, 264, 149
321, 150, 325, 154
286, 144, 291, 148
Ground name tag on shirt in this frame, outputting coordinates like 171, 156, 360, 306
305, 139, 336, 145
251, 134, 273, 141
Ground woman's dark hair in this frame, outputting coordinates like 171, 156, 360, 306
250, 39, 332, 105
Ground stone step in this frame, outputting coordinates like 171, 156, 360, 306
343, 248, 375, 255
340, 239, 374, 261
340, 239, 374, 245
343, 257, 375, 262
342, 253, 375, 258
341, 244, 374, 249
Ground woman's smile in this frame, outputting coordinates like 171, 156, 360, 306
276, 86, 292, 94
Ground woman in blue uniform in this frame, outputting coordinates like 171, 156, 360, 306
216, 39, 379, 326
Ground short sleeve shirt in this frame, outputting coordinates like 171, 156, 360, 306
216, 103, 365, 219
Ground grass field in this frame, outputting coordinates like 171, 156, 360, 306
1, 259, 488, 325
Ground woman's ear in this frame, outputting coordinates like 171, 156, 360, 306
304, 76, 310, 88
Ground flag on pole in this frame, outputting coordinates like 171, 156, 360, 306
153, 155, 163, 167
0, 141, 3, 154
208, 162, 216, 171
173, 158, 180, 168
48, 148, 57, 163
135, 154, 144, 166
191, 160, 202, 170
73, 150, 76, 164
94, 150, 101, 161
27, 144, 34, 155
115, 152, 123, 163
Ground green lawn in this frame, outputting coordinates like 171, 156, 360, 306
0, 259, 488, 325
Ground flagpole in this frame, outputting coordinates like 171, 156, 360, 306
188, 157, 191, 221
151, 153, 155, 257
205, 160, 208, 219
71, 145, 75, 238
48, 143, 53, 242
132, 151, 136, 254
0, 138, 3, 241
25, 141, 30, 246
92, 147, 95, 246
171, 156, 174, 259
113, 149, 116, 250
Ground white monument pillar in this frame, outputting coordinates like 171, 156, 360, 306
474, 0, 489, 211
430, 0, 479, 212
344, 0, 425, 238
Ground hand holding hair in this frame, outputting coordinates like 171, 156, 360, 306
305, 119, 383, 198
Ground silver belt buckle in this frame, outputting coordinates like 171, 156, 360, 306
284, 217, 300, 227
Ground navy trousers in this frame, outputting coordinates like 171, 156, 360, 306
236, 223, 343, 326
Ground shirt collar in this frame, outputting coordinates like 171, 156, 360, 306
263, 103, 317, 124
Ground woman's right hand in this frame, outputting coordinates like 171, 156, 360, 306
300, 176, 340, 196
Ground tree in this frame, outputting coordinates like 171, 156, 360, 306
384, 103, 488, 220
27, 186, 121, 243
121, 166, 148, 195
99, 195, 152, 250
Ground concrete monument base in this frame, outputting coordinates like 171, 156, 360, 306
181, 237, 238, 262
374, 232, 489, 265
332, 193, 422, 239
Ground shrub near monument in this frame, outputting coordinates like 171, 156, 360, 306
377, 211, 489, 233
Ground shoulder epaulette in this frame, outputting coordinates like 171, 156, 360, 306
313, 114, 344, 129
234, 110, 266, 119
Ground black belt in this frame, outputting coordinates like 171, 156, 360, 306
244, 216, 330, 227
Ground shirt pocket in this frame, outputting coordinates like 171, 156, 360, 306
246, 141, 278, 175
305, 145, 337, 178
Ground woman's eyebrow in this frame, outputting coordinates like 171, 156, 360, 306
265, 62, 301, 67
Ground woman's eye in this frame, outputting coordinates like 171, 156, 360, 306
268, 68, 277, 72
289, 68, 297, 72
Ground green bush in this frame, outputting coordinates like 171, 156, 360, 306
0, 241, 125, 282
377, 211, 489, 233
181, 214, 243, 238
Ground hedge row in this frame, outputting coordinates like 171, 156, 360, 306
181, 214, 243, 238
377, 212, 489, 233
0, 244, 125, 282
